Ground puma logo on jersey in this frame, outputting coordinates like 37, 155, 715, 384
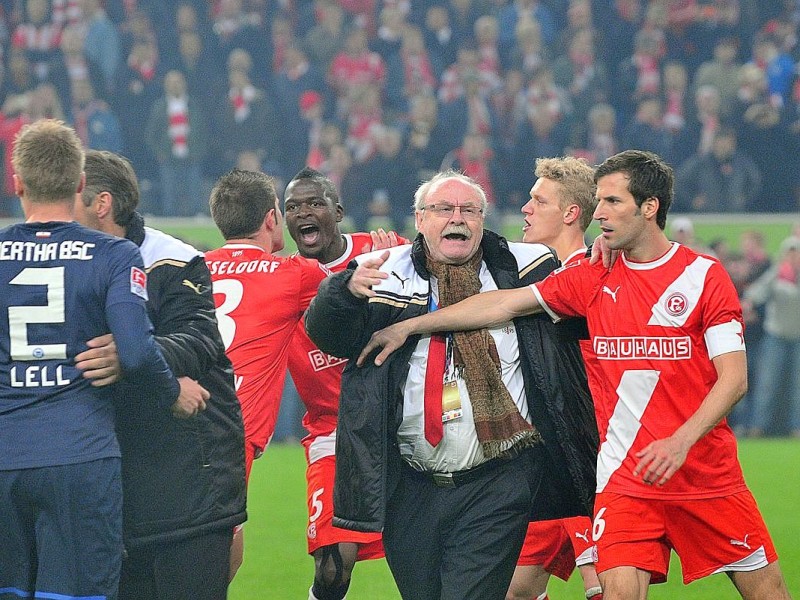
182, 279, 203, 294
575, 529, 590, 543
391, 271, 409, 287
730, 534, 751, 550
602, 285, 620, 303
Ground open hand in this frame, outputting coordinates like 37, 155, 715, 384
369, 228, 401, 251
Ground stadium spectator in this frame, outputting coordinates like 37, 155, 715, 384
78, 0, 120, 96
372, 3, 406, 61
727, 229, 772, 432
506, 17, 548, 79
0, 118, 206, 600
357, 150, 793, 600
328, 26, 386, 120
213, 48, 281, 174
497, 0, 558, 57
509, 156, 603, 600
571, 102, 618, 166
113, 18, 166, 184
144, 69, 209, 216
693, 36, 742, 119
675, 125, 762, 212
73, 149, 246, 600
353, 124, 415, 231
552, 28, 610, 148
385, 25, 438, 115
47, 23, 105, 108
68, 78, 123, 152
305, 170, 597, 600
284, 166, 405, 600
12, 0, 62, 83
621, 97, 673, 162
732, 62, 798, 212
403, 93, 456, 184
660, 61, 691, 138
672, 84, 723, 167
302, 0, 348, 74
421, 4, 457, 77
743, 235, 800, 438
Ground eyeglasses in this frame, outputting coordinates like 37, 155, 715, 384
421, 203, 484, 219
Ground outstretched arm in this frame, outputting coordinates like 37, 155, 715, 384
357, 285, 542, 366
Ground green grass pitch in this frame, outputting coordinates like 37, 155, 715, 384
229, 439, 799, 599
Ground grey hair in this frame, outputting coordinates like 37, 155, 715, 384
412, 169, 488, 212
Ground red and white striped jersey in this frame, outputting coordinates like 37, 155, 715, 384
205, 244, 329, 452
533, 243, 748, 499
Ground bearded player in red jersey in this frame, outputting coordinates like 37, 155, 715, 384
204, 169, 331, 577
284, 167, 408, 600
357, 151, 792, 600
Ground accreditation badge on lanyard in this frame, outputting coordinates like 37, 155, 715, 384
430, 297, 463, 423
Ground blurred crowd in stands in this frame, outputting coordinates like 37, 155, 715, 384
0, 0, 798, 436
1, 0, 800, 224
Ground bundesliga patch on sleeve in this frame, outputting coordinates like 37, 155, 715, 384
130, 266, 149, 300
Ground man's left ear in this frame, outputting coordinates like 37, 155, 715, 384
336, 203, 344, 223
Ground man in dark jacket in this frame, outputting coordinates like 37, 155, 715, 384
305, 170, 597, 600
74, 150, 246, 599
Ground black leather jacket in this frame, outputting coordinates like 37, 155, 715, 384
115, 214, 246, 549
306, 231, 598, 532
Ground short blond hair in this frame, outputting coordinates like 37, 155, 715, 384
534, 156, 596, 231
12, 119, 84, 202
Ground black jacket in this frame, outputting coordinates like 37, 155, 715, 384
115, 214, 246, 549
305, 231, 598, 532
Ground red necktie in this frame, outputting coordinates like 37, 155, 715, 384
423, 334, 446, 447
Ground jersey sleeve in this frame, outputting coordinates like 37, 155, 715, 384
154, 256, 226, 379
297, 256, 332, 311
104, 240, 180, 409
531, 260, 594, 321
701, 261, 746, 359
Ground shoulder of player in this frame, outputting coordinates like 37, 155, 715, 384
139, 227, 202, 271
352, 244, 410, 269
506, 241, 560, 280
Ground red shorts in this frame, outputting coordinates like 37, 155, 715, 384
593, 491, 778, 584
306, 456, 384, 559
517, 516, 595, 581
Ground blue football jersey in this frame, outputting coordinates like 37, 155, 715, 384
0, 221, 177, 469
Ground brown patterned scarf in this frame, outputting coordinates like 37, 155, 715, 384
426, 245, 541, 459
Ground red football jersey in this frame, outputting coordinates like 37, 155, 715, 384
205, 244, 329, 452
288, 233, 409, 456
534, 243, 748, 499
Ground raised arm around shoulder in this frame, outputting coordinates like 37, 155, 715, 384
357, 286, 541, 366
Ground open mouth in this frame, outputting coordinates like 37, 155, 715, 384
298, 224, 321, 245
443, 233, 469, 241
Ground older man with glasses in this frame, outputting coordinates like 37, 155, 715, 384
305, 170, 598, 600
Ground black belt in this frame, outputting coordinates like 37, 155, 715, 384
404, 444, 528, 489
